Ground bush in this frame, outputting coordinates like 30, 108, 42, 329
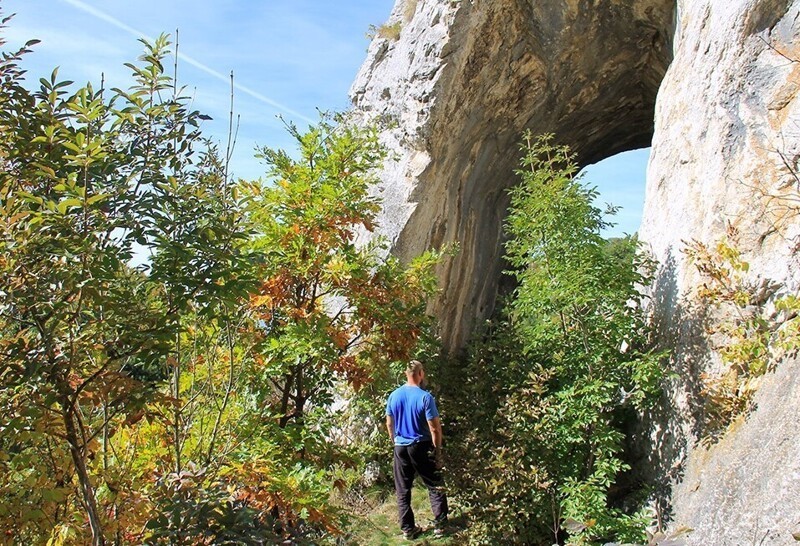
444, 133, 665, 545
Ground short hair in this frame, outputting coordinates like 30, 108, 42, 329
406, 360, 424, 375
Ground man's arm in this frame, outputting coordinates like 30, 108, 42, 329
386, 415, 395, 444
427, 417, 444, 469
427, 417, 443, 449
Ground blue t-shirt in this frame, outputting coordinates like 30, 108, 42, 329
385, 385, 439, 446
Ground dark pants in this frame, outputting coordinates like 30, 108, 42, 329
393, 441, 448, 533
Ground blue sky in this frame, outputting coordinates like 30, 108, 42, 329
2, 0, 396, 180
582, 149, 649, 237
2, 0, 647, 236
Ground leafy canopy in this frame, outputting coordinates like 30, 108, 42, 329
0, 19, 441, 544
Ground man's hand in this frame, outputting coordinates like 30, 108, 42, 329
434, 446, 444, 470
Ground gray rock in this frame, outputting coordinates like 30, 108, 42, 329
639, 1, 800, 544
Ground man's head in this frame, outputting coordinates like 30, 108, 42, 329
405, 360, 425, 386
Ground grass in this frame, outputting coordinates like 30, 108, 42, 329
403, 0, 418, 22
377, 22, 403, 41
366, 0, 416, 43
340, 484, 467, 545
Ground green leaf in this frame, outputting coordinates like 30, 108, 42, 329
86, 193, 110, 205
56, 198, 82, 214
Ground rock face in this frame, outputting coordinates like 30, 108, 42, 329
351, 0, 800, 543
638, 1, 800, 544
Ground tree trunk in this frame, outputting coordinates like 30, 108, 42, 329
278, 369, 295, 429
173, 328, 183, 473
62, 402, 106, 546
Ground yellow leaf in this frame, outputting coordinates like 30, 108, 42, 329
251, 294, 273, 307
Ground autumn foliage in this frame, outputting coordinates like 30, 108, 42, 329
243, 115, 441, 429
0, 20, 440, 545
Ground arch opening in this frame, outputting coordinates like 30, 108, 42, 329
369, 0, 677, 352
581, 148, 651, 239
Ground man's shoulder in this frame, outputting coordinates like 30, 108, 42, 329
388, 385, 406, 397
387, 385, 407, 404
388, 385, 429, 401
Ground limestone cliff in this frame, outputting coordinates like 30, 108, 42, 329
639, 1, 800, 544
351, 0, 800, 543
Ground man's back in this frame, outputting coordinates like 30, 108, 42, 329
386, 385, 438, 446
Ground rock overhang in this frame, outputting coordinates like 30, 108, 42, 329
352, 0, 676, 352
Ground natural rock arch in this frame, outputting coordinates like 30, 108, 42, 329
352, 0, 800, 543
352, 0, 675, 351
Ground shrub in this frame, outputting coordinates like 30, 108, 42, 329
445, 133, 664, 545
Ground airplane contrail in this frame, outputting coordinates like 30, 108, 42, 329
60, 0, 316, 124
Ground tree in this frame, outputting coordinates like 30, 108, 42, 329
134, 116, 444, 544
244, 115, 441, 433
0, 28, 250, 544
447, 133, 664, 545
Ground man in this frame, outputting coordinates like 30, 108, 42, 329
385, 360, 449, 540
